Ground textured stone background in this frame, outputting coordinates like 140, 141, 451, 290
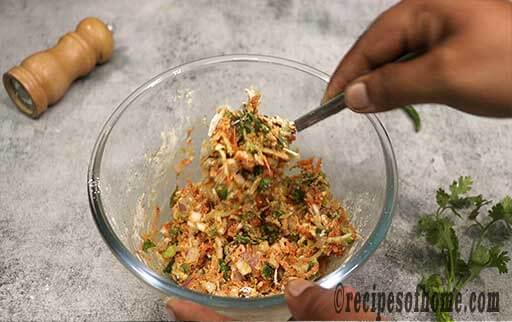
1, 0, 511, 320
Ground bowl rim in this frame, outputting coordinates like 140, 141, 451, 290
87, 54, 398, 309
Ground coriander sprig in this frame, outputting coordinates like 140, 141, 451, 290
403, 105, 421, 132
417, 176, 511, 322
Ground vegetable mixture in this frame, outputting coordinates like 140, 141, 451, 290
142, 89, 356, 297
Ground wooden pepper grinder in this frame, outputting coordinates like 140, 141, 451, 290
3, 17, 114, 118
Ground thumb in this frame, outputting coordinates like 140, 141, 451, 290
285, 279, 379, 320
345, 54, 444, 113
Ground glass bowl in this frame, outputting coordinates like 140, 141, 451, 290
87, 54, 398, 319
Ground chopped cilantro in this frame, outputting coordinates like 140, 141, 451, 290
261, 263, 275, 280
241, 212, 255, 221
272, 209, 284, 218
162, 244, 177, 258
219, 259, 230, 280
163, 259, 174, 274
253, 165, 264, 176
235, 233, 251, 244
291, 187, 305, 203
277, 134, 287, 147
142, 239, 156, 252
261, 224, 280, 244
216, 185, 229, 200
300, 173, 317, 185
307, 259, 318, 272
181, 263, 190, 273
258, 177, 272, 192
169, 226, 181, 242
288, 233, 300, 242
254, 117, 270, 133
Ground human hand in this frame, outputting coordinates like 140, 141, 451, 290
324, 0, 512, 117
165, 279, 379, 321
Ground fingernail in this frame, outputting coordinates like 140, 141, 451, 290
287, 279, 315, 297
166, 306, 177, 320
165, 298, 177, 320
346, 82, 371, 111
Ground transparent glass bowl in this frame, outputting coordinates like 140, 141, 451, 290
88, 54, 398, 319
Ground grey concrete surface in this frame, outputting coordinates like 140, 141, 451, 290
1, 0, 511, 320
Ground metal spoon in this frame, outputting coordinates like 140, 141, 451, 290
294, 53, 418, 132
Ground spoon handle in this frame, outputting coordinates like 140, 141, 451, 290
294, 52, 418, 132
294, 92, 346, 132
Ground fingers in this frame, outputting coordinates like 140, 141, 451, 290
166, 298, 231, 321
285, 279, 379, 320
324, 0, 445, 104
345, 51, 446, 112
285, 279, 337, 320
165, 282, 380, 321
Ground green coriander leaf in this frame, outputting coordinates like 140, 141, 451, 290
436, 188, 450, 208
277, 134, 287, 147
288, 233, 300, 242
502, 196, 512, 213
402, 105, 421, 132
418, 216, 458, 253
488, 247, 510, 274
436, 312, 454, 322
489, 203, 505, 221
241, 212, 255, 221
181, 263, 190, 273
470, 244, 490, 266
291, 187, 305, 203
162, 244, 177, 259
419, 273, 444, 294
261, 263, 275, 279
261, 224, 280, 244
142, 239, 156, 252
448, 197, 473, 211
163, 259, 174, 274
245, 142, 258, 153
300, 172, 317, 185
254, 118, 270, 133
253, 165, 264, 176
307, 259, 318, 272
272, 209, 284, 218
216, 185, 229, 201
449, 176, 473, 197
490, 196, 512, 224
169, 226, 181, 241
235, 233, 251, 244
258, 177, 272, 192
419, 274, 455, 322
219, 259, 231, 280
467, 195, 490, 220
